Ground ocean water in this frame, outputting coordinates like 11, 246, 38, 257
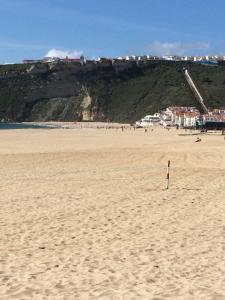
0, 123, 55, 130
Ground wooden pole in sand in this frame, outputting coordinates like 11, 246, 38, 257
166, 160, 171, 189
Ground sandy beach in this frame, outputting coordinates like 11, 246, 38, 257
0, 125, 225, 300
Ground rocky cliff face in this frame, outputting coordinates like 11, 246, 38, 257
0, 60, 225, 123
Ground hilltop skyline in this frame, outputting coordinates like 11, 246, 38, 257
1, 0, 225, 63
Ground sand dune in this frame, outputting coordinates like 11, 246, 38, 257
0, 126, 225, 299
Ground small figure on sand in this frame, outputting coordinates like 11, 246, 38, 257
195, 137, 201, 142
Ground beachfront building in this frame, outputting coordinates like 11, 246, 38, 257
203, 113, 225, 123
174, 113, 184, 127
164, 106, 225, 128
183, 112, 200, 128
174, 111, 200, 128
166, 107, 198, 121
165, 106, 200, 128
211, 108, 225, 118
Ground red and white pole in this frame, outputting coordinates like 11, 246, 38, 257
166, 160, 171, 189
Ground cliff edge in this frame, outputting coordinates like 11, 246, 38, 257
0, 60, 225, 123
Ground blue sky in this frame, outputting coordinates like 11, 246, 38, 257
0, 0, 225, 63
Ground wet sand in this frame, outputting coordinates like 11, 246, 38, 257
0, 126, 225, 299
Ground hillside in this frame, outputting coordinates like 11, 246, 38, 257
0, 60, 225, 123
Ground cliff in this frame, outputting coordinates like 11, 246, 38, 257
0, 60, 225, 123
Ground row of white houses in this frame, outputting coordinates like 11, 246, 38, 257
164, 107, 200, 127
163, 107, 225, 128
22, 54, 225, 65
116, 55, 225, 63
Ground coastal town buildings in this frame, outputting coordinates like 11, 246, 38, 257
21, 54, 225, 66
165, 107, 200, 126
160, 106, 225, 128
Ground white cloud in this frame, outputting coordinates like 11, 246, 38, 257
45, 48, 83, 58
146, 41, 210, 56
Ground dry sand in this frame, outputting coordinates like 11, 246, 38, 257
0, 125, 225, 300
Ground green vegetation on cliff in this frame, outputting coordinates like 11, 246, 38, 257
0, 61, 225, 123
